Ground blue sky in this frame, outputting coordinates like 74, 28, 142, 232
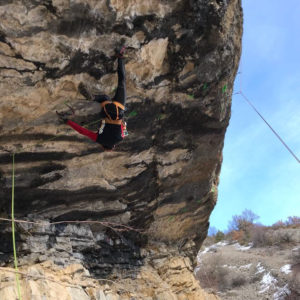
209, 0, 300, 232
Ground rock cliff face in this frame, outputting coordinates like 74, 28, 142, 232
0, 0, 242, 299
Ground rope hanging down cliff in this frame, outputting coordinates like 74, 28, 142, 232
4, 150, 142, 299
234, 62, 300, 164
11, 154, 22, 300
3, 45, 135, 297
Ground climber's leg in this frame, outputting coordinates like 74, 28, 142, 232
113, 57, 126, 106
67, 120, 98, 142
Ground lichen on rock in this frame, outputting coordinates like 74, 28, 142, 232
0, 0, 242, 298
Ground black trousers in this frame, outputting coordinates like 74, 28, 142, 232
113, 58, 126, 106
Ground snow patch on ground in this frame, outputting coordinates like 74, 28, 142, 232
196, 228, 300, 300
256, 262, 265, 274
240, 263, 252, 269
234, 242, 253, 251
280, 264, 291, 274
223, 264, 237, 269
255, 263, 291, 299
216, 241, 229, 247
259, 272, 277, 293
197, 241, 229, 262
223, 263, 252, 270
195, 241, 230, 274
273, 284, 291, 300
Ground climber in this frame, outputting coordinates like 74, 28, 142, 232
56, 46, 127, 151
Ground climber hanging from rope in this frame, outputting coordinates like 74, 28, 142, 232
56, 46, 127, 151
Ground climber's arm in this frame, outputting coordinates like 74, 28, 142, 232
94, 94, 110, 103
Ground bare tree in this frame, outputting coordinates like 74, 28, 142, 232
228, 209, 259, 232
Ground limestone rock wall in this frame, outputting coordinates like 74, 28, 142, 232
0, 0, 242, 298
0, 259, 220, 300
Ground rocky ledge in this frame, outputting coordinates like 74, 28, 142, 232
0, 0, 242, 298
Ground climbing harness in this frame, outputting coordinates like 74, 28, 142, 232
99, 100, 128, 135
104, 117, 123, 125
98, 118, 128, 136
101, 100, 125, 122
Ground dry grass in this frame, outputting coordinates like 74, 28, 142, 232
196, 255, 247, 292
286, 248, 300, 299
196, 255, 229, 291
249, 226, 296, 248
291, 248, 300, 265
250, 226, 273, 247
286, 275, 300, 300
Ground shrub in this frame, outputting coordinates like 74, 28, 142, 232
215, 230, 225, 242
228, 209, 259, 232
272, 216, 300, 229
229, 273, 247, 287
273, 231, 294, 246
202, 236, 216, 247
196, 255, 229, 291
286, 248, 300, 299
196, 255, 247, 292
250, 225, 273, 247
286, 216, 300, 227
226, 209, 260, 244
286, 276, 300, 300
230, 230, 245, 244
272, 220, 286, 229
291, 248, 300, 265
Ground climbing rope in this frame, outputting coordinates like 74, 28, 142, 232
3, 128, 137, 298
239, 91, 300, 164
0, 217, 143, 233
0, 40, 133, 297
234, 62, 300, 164
3, 152, 141, 299
11, 154, 22, 300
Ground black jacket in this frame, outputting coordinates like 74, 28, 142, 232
96, 122, 123, 150
94, 97, 125, 150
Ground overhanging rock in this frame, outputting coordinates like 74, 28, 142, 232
0, 0, 242, 298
